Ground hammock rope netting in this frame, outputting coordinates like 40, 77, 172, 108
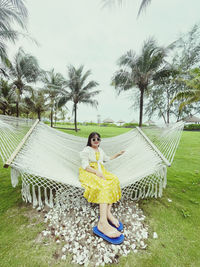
0, 115, 184, 210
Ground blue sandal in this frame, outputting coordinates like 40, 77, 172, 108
93, 226, 124, 245
108, 219, 123, 231
98, 216, 123, 231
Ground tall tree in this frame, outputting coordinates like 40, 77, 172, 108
145, 24, 200, 122
171, 68, 200, 111
9, 47, 40, 117
0, 0, 28, 62
144, 65, 182, 123
170, 24, 200, 72
42, 69, 65, 127
112, 37, 166, 126
58, 65, 100, 132
23, 89, 49, 120
0, 78, 15, 115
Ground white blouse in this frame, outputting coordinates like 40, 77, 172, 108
80, 146, 111, 170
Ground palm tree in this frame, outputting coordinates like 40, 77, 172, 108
0, 78, 15, 115
23, 89, 49, 120
58, 107, 68, 122
112, 37, 166, 126
42, 69, 65, 127
9, 48, 40, 117
58, 65, 100, 132
171, 68, 200, 110
102, 0, 152, 17
0, 0, 28, 62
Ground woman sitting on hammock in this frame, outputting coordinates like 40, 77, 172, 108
79, 132, 125, 244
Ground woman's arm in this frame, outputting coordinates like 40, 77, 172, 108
85, 166, 106, 180
110, 150, 125, 160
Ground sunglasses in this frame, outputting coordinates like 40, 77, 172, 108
92, 137, 101, 142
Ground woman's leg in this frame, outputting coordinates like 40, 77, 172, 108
98, 203, 121, 238
107, 204, 120, 228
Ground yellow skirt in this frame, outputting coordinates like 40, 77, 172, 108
79, 162, 121, 204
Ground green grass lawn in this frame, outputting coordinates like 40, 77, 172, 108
53, 124, 131, 138
0, 127, 199, 267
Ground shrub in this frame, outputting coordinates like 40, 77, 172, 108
100, 123, 118, 127
184, 124, 200, 130
123, 123, 138, 128
84, 122, 98, 126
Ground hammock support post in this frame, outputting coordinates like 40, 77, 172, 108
3, 119, 39, 168
136, 126, 171, 167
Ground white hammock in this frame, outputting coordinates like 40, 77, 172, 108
0, 115, 184, 209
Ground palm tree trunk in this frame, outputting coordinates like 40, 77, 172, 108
167, 110, 170, 123
16, 88, 21, 117
162, 113, 167, 124
74, 103, 77, 132
139, 87, 144, 127
38, 110, 41, 121
16, 100, 19, 117
176, 109, 181, 122
158, 107, 166, 124
167, 89, 170, 123
50, 107, 53, 127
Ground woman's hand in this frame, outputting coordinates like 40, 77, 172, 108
85, 166, 106, 180
95, 170, 106, 180
118, 150, 125, 156
110, 150, 125, 160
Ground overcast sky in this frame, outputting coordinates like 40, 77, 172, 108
7, 0, 200, 123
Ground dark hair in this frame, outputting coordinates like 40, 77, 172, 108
87, 132, 101, 147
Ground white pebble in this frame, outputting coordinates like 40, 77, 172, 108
153, 232, 158, 239
61, 255, 66, 260
104, 256, 111, 264
131, 244, 136, 250
62, 247, 66, 253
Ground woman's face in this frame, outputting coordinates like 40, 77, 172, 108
91, 134, 101, 148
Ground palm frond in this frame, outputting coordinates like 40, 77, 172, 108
102, 0, 152, 17
118, 50, 137, 68
80, 98, 98, 108
0, 0, 28, 29
112, 69, 134, 94
137, 0, 152, 17
57, 95, 71, 108
82, 80, 99, 91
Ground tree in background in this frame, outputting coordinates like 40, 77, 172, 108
55, 106, 68, 124
0, 78, 15, 115
145, 24, 200, 122
9, 48, 40, 117
23, 89, 49, 120
58, 65, 100, 132
171, 68, 200, 112
145, 65, 181, 123
112, 37, 166, 126
42, 69, 65, 127
0, 0, 28, 63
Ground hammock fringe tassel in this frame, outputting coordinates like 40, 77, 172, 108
122, 166, 167, 202
18, 166, 167, 210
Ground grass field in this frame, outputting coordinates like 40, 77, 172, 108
0, 127, 200, 267
53, 124, 131, 138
